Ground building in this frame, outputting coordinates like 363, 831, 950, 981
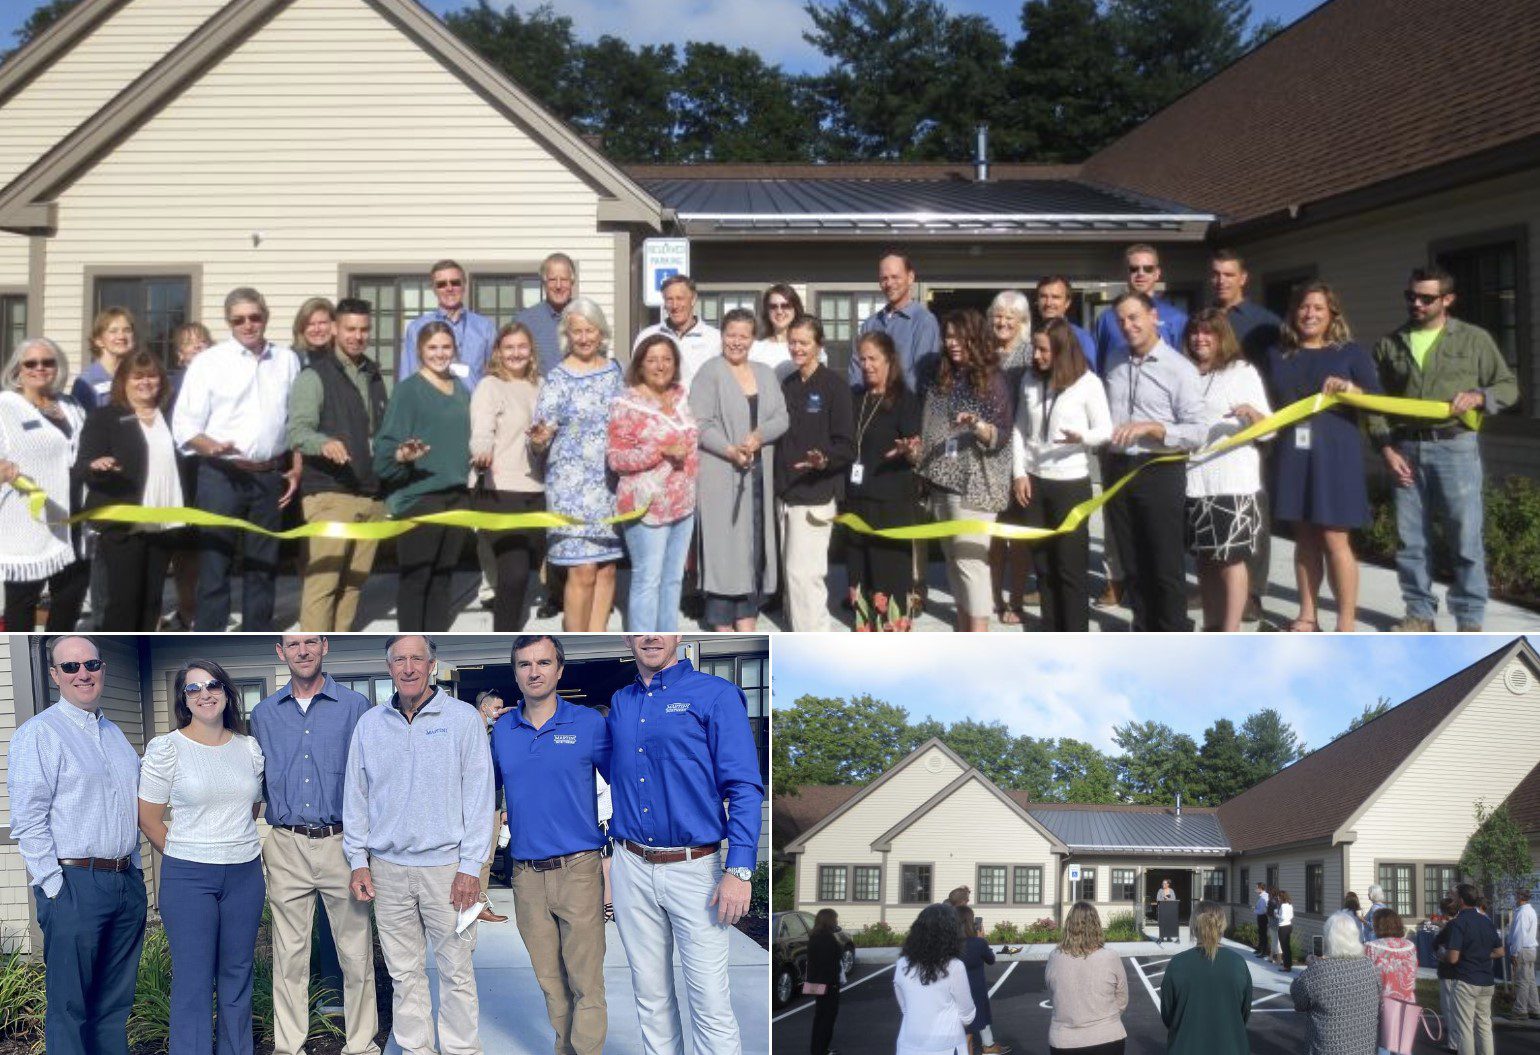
0, 632, 768, 954
778, 637, 1540, 944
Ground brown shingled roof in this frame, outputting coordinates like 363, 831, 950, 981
1503, 763, 1540, 838
1216, 640, 1525, 854
772, 786, 861, 849
1079, 0, 1540, 224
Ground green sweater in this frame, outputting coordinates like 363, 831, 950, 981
372, 374, 471, 516
1368, 317, 1519, 445
1159, 945, 1252, 1055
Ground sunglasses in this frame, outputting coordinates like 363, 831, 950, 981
1404, 291, 1444, 306
182, 679, 225, 698
435, 278, 465, 290
228, 314, 265, 327
1128, 264, 1158, 275
21, 359, 58, 370
55, 659, 105, 674
767, 301, 794, 311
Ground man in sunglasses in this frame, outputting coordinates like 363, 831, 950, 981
1370, 266, 1518, 632
1094, 243, 1189, 371
398, 259, 495, 390
171, 286, 301, 632
8, 636, 146, 1055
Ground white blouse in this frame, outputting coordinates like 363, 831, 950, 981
139, 731, 264, 864
1185, 360, 1272, 499
894, 956, 976, 1055
1011, 370, 1113, 481
138, 412, 185, 528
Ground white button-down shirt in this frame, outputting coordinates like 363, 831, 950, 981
1509, 901, 1537, 952
171, 338, 300, 460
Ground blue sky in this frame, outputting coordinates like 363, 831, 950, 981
771, 635, 1536, 755
4, 0, 1325, 73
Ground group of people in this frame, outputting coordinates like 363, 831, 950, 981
0, 244, 1516, 634
8, 632, 764, 1055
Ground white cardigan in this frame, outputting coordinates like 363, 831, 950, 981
894, 956, 976, 1055
1011, 370, 1112, 481
1185, 360, 1272, 498
0, 390, 84, 581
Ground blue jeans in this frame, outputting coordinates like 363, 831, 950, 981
1394, 431, 1486, 626
623, 517, 693, 631
159, 856, 266, 1055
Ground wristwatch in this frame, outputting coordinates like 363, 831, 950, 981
726, 867, 754, 882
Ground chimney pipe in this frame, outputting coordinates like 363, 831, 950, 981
1175, 792, 1182, 817
974, 124, 989, 182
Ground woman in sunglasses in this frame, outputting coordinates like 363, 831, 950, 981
139, 660, 266, 1055
0, 337, 89, 632
750, 283, 806, 380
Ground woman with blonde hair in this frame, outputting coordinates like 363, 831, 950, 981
291, 296, 336, 365
1160, 901, 1251, 1055
72, 307, 137, 409
1044, 901, 1125, 1054
1290, 910, 1382, 1055
1267, 281, 1381, 631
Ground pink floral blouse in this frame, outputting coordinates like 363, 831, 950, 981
1365, 937, 1417, 1001
606, 384, 699, 526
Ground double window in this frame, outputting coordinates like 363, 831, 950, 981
818, 866, 847, 902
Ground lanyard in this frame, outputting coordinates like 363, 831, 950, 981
855, 390, 884, 453
1039, 378, 1061, 443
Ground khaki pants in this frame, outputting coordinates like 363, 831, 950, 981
371, 858, 482, 1055
929, 493, 995, 620
299, 492, 385, 632
479, 810, 500, 894
779, 499, 836, 631
1453, 979, 1494, 1055
1514, 948, 1539, 1015
511, 851, 607, 1055
263, 828, 379, 1055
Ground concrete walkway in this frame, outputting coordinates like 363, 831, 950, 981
382, 884, 769, 1055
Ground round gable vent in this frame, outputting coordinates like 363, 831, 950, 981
1505, 665, 1532, 695
925, 753, 946, 773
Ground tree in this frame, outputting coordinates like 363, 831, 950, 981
1106, 0, 1254, 122
443, 1, 586, 121
1111, 720, 1199, 804
772, 694, 918, 789
1050, 738, 1119, 803
671, 43, 818, 162
1007, 0, 1134, 161
1333, 697, 1393, 740
571, 37, 679, 162
1193, 718, 1251, 805
940, 719, 1020, 788
1240, 708, 1304, 783
2, 0, 82, 63
1460, 800, 1534, 905
1003, 735, 1057, 800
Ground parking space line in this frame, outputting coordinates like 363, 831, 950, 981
772, 962, 897, 1022
1128, 957, 1161, 1011
987, 962, 1018, 998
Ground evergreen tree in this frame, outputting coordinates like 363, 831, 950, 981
1051, 738, 1120, 803
1112, 720, 1199, 804
1240, 707, 1305, 784
1193, 718, 1251, 805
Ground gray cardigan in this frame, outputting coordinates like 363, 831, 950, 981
689, 357, 790, 599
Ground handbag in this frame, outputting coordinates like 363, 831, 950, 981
800, 981, 828, 996
1380, 993, 1442, 1055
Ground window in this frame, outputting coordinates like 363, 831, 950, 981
229, 678, 267, 720
1014, 866, 1043, 905
1111, 869, 1137, 902
1202, 868, 1227, 903
471, 274, 542, 331
0, 293, 25, 360
1425, 865, 1460, 916
813, 290, 885, 377
1378, 863, 1415, 918
776, 912, 809, 942
697, 289, 761, 329
1265, 865, 1279, 891
901, 864, 932, 904
977, 866, 1007, 905
1263, 267, 1316, 321
92, 275, 191, 366
334, 674, 394, 706
1436, 234, 1524, 375
818, 866, 847, 902
1305, 864, 1324, 914
699, 653, 768, 778
1071, 867, 1096, 903
853, 866, 881, 903
1239, 868, 1250, 904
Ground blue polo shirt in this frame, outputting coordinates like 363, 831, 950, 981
1094, 295, 1189, 373
400, 307, 497, 391
1221, 299, 1283, 372
1445, 908, 1502, 986
607, 659, 764, 871
249, 673, 373, 827
491, 696, 611, 861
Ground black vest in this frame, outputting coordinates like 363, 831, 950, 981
299, 352, 387, 497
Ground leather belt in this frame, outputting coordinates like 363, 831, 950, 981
621, 840, 718, 865
274, 822, 343, 839
214, 455, 286, 473
1396, 424, 1467, 443
516, 849, 596, 873
58, 857, 132, 872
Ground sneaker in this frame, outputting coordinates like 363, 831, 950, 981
1391, 615, 1436, 632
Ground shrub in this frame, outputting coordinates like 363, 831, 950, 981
850, 921, 905, 947
0, 933, 46, 1054
1103, 911, 1141, 942
985, 921, 1023, 943
1227, 921, 1258, 947
750, 863, 770, 915
772, 866, 795, 912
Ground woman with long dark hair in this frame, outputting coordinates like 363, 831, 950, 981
138, 659, 266, 1055
894, 903, 975, 1055
807, 908, 844, 1055
751, 283, 807, 379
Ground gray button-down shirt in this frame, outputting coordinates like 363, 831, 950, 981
516, 299, 567, 377
853, 300, 942, 392
1103, 340, 1207, 454
7, 700, 142, 897
249, 673, 374, 827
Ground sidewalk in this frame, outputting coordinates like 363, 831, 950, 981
383, 885, 769, 1054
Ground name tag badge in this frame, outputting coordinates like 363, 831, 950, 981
94, 381, 112, 395
449, 363, 470, 379
849, 463, 865, 486
1294, 424, 1312, 451
944, 436, 959, 459
807, 391, 824, 414
21, 419, 42, 430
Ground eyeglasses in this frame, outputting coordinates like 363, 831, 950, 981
435, 278, 465, 290
55, 659, 104, 673
1128, 264, 1158, 275
182, 679, 224, 698
228, 314, 265, 327
767, 301, 794, 311
1404, 290, 1444, 306
20, 359, 58, 370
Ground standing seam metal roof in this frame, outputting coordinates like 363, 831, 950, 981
1026, 807, 1230, 853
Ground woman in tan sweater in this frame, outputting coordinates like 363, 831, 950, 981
1044, 901, 1128, 1054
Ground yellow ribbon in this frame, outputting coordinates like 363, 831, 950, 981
12, 391, 1473, 543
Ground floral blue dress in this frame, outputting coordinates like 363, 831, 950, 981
537, 359, 624, 564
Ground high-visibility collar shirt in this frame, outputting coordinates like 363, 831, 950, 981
491, 695, 612, 861
607, 659, 764, 871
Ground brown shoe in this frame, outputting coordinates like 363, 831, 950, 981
477, 905, 508, 923
981, 1045, 1012, 1054
1094, 580, 1123, 608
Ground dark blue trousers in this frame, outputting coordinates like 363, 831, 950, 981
194, 461, 283, 631
159, 855, 266, 1055
34, 866, 147, 1055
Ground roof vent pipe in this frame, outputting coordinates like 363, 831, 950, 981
1175, 791, 1182, 817
974, 124, 989, 182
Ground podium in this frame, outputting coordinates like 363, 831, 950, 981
1157, 899, 1180, 941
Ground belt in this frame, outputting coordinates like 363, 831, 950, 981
213, 455, 286, 473
274, 822, 343, 839
621, 840, 718, 865
1396, 423, 1467, 443
515, 849, 596, 873
58, 856, 133, 872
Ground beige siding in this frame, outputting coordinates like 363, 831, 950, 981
0, 646, 14, 827
1235, 167, 1539, 478
0, 235, 29, 294
0, 643, 24, 952
0, 0, 225, 187
43, 0, 617, 371
1063, 854, 1229, 928
1347, 655, 1540, 917
1231, 845, 1343, 946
